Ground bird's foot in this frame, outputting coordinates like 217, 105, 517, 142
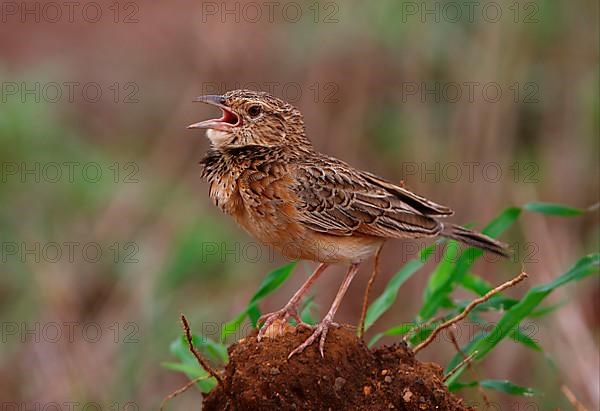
287, 317, 338, 359
257, 304, 311, 341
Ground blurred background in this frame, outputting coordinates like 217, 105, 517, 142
0, 0, 598, 409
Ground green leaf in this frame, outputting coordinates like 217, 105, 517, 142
523, 202, 585, 217
220, 310, 248, 341
249, 262, 297, 305
445, 331, 487, 372
510, 327, 543, 352
449, 379, 538, 396
482, 207, 522, 238
162, 361, 206, 377
453, 295, 518, 313
192, 335, 229, 365
461, 273, 560, 319
467, 314, 543, 352
247, 303, 262, 328
299, 295, 317, 325
460, 273, 494, 295
419, 207, 521, 321
422, 241, 458, 302
162, 362, 217, 392
460, 275, 520, 312
168, 337, 219, 392
480, 380, 538, 396
221, 262, 297, 340
170, 334, 228, 366
529, 301, 567, 317
364, 245, 435, 332
445, 254, 599, 385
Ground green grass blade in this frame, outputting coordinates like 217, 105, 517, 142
162, 361, 205, 377
419, 207, 522, 321
220, 310, 248, 341
422, 241, 458, 303
364, 245, 435, 332
299, 295, 317, 325
467, 314, 543, 352
162, 362, 217, 392
483, 207, 523, 237
221, 262, 297, 340
445, 254, 599, 385
445, 331, 486, 372
529, 301, 567, 317
192, 335, 229, 365
510, 328, 543, 352
523, 202, 586, 216
247, 302, 262, 328
479, 380, 538, 396
460, 273, 494, 295
168, 336, 221, 392
170, 334, 228, 365
453, 295, 518, 313
461, 273, 560, 318
248, 262, 297, 305
449, 379, 538, 396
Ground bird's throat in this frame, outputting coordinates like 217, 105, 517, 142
206, 129, 233, 147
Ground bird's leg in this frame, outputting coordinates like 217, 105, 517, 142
257, 263, 329, 341
288, 263, 360, 358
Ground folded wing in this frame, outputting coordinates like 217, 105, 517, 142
292, 157, 453, 239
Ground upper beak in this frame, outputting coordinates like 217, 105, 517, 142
192, 95, 225, 106
187, 95, 240, 130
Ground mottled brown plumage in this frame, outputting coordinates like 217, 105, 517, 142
189, 89, 509, 357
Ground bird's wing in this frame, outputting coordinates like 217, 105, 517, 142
291, 157, 452, 238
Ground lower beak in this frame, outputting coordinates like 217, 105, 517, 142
187, 95, 240, 130
187, 120, 226, 130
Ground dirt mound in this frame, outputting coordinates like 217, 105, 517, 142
203, 323, 472, 410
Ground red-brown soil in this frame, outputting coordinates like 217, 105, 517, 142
203, 322, 472, 410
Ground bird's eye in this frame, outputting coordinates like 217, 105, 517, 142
247, 105, 261, 117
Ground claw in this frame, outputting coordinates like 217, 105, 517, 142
288, 319, 337, 359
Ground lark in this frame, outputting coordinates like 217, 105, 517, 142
188, 90, 509, 358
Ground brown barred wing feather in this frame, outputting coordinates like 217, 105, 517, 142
291, 158, 445, 239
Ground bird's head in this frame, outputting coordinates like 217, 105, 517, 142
187, 89, 310, 149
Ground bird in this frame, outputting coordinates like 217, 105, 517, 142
187, 89, 510, 358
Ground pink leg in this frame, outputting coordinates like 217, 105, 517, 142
257, 263, 329, 341
288, 263, 361, 358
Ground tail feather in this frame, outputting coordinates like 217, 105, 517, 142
441, 223, 511, 258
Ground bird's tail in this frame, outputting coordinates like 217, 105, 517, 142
441, 223, 511, 258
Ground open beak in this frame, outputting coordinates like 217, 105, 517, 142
187, 95, 241, 130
